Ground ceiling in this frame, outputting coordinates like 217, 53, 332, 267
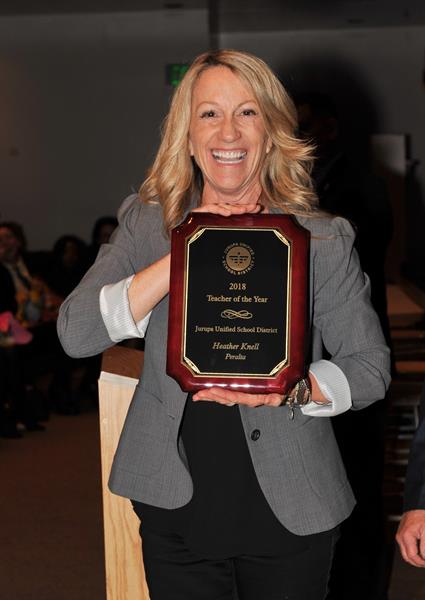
1, 0, 424, 31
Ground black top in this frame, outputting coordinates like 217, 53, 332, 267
132, 395, 313, 559
0, 264, 17, 314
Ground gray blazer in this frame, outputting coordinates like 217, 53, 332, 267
57, 194, 391, 536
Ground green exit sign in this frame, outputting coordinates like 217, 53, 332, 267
166, 63, 189, 87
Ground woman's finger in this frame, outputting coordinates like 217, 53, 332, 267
193, 387, 283, 408
193, 203, 262, 217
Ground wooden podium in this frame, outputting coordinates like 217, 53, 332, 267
99, 346, 150, 600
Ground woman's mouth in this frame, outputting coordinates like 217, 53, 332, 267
211, 150, 247, 164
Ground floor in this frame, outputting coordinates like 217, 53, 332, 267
0, 412, 105, 600
0, 284, 424, 600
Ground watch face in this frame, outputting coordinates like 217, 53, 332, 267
291, 379, 310, 406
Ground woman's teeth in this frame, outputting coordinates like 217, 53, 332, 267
212, 150, 247, 163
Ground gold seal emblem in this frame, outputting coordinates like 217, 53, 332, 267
223, 243, 254, 275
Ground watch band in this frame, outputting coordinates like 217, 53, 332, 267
286, 377, 312, 408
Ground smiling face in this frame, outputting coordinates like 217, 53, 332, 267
188, 66, 271, 205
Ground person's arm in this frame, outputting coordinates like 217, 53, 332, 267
127, 253, 170, 322
311, 216, 391, 410
396, 511, 425, 567
99, 275, 153, 342
300, 360, 351, 416
98, 252, 170, 343
57, 195, 165, 358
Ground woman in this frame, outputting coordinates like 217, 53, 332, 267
58, 50, 391, 600
0, 222, 52, 430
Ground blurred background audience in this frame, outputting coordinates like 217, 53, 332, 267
0, 216, 117, 434
87, 216, 118, 267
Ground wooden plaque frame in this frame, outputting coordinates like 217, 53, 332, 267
167, 213, 309, 394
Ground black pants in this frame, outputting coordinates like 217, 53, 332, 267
140, 526, 339, 600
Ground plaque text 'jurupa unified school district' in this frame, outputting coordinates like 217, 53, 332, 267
167, 212, 310, 393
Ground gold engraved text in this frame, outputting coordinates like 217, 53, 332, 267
206, 294, 232, 302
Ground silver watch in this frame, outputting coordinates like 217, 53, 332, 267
286, 378, 312, 408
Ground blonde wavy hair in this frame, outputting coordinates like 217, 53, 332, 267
140, 49, 319, 233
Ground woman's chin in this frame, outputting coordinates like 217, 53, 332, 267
203, 180, 262, 204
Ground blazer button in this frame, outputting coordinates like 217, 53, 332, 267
251, 429, 261, 441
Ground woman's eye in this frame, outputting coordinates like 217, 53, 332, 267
200, 110, 216, 118
241, 108, 256, 116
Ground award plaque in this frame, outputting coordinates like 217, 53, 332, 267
166, 213, 310, 394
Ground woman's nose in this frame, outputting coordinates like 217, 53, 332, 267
219, 115, 240, 142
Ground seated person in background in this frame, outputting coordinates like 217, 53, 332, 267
0, 222, 45, 327
45, 235, 88, 300
0, 221, 56, 427
0, 263, 21, 437
86, 216, 118, 267
0, 253, 34, 436
0, 262, 17, 315
45, 235, 90, 415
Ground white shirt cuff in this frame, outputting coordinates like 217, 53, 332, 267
301, 359, 352, 417
99, 275, 152, 343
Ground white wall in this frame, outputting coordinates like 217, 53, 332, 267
0, 10, 209, 249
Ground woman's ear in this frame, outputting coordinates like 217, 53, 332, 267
189, 138, 194, 157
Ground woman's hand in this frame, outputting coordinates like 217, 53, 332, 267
193, 387, 283, 407
192, 202, 263, 217
192, 373, 329, 408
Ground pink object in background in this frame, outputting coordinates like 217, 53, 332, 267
0, 311, 33, 345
